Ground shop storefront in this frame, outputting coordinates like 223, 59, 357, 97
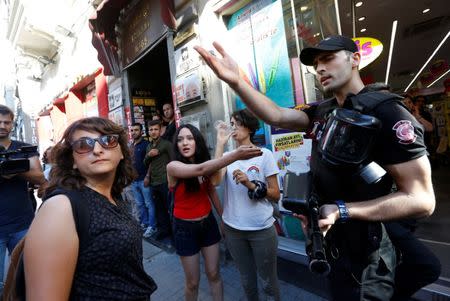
88, 0, 343, 260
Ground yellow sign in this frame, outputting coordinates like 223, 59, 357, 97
274, 133, 304, 151
352, 37, 383, 70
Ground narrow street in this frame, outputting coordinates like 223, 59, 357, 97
141, 239, 328, 301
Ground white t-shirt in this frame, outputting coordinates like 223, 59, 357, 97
223, 148, 279, 231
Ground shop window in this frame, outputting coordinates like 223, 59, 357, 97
281, 0, 340, 104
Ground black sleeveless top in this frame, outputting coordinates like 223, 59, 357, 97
52, 186, 157, 300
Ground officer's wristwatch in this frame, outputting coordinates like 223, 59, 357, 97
335, 200, 349, 223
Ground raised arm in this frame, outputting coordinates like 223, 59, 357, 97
24, 195, 79, 301
318, 155, 435, 231
167, 145, 262, 180
194, 42, 309, 131
209, 125, 232, 186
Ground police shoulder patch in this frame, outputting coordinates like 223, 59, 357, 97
392, 120, 417, 145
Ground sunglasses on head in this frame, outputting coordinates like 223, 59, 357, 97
71, 134, 120, 154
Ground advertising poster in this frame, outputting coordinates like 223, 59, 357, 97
108, 106, 124, 127
175, 69, 203, 105
228, 0, 294, 109
227, 0, 294, 146
271, 127, 312, 241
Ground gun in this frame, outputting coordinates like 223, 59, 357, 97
0, 145, 38, 175
282, 171, 331, 276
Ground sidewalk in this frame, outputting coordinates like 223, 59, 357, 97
142, 239, 328, 301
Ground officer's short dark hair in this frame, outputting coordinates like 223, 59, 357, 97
0, 104, 14, 120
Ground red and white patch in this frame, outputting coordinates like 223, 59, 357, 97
392, 120, 417, 145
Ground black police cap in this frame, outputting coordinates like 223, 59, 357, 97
300, 35, 358, 66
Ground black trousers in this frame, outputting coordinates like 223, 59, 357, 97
327, 224, 396, 301
385, 221, 441, 301
151, 182, 171, 236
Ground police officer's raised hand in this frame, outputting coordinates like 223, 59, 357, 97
194, 42, 240, 88
233, 145, 262, 161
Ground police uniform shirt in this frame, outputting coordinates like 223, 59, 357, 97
302, 89, 427, 203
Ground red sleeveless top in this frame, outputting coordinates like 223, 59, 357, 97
173, 179, 212, 219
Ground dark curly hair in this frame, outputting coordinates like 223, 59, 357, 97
173, 124, 210, 192
231, 108, 260, 142
45, 117, 136, 198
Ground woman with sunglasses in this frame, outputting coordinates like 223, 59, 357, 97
166, 124, 262, 301
23, 117, 157, 300
212, 109, 281, 301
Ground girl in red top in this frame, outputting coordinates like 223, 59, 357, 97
166, 124, 262, 301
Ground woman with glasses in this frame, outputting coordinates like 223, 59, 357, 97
23, 117, 157, 300
212, 109, 281, 301
166, 124, 262, 301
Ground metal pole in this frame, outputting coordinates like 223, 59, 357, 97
351, 0, 356, 38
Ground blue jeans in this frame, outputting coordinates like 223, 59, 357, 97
0, 228, 28, 293
131, 180, 156, 228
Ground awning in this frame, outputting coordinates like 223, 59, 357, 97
53, 94, 68, 113
70, 68, 102, 92
89, 0, 176, 76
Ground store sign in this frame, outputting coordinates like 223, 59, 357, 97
121, 0, 167, 68
352, 37, 383, 70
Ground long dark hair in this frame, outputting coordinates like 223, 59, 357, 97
45, 117, 136, 198
173, 124, 210, 192
231, 108, 260, 143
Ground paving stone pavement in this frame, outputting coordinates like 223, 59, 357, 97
142, 240, 328, 301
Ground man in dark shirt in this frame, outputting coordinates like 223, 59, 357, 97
130, 123, 156, 238
161, 103, 176, 143
144, 120, 172, 240
195, 36, 436, 300
0, 104, 45, 294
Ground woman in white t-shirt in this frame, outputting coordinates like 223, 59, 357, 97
211, 109, 281, 301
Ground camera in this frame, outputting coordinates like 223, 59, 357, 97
0, 145, 38, 175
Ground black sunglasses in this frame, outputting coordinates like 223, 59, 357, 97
71, 134, 120, 154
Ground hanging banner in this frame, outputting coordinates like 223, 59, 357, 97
352, 37, 383, 70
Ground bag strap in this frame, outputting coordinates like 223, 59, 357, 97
44, 188, 90, 250
350, 91, 403, 114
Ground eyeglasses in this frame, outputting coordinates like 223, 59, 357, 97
71, 134, 119, 154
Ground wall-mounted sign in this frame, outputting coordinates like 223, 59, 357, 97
175, 68, 204, 105
175, 37, 202, 76
352, 37, 383, 70
108, 87, 122, 111
121, 0, 167, 68
108, 106, 125, 127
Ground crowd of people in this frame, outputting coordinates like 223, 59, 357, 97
0, 34, 441, 301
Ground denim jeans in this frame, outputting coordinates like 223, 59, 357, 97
0, 228, 28, 293
131, 180, 156, 228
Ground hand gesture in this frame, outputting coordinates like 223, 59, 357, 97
216, 122, 232, 146
232, 169, 251, 188
148, 149, 159, 157
194, 42, 240, 87
234, 145, 262, 161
